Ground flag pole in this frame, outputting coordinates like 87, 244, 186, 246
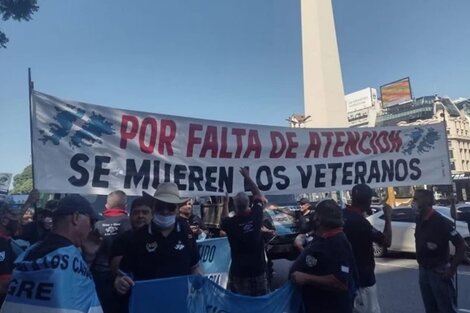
28, 68, 36, 189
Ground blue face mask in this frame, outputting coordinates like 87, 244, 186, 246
153, 214, 176, 229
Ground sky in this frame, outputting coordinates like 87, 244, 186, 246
1, 0, 469, 178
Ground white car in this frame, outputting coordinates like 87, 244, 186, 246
366, 206, 470, 261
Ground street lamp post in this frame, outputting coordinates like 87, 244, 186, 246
435, 95, 459, 304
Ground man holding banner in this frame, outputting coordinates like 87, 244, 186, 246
114, 182, 201, 296
0, 195, 104, 313
290, 199, 355, 313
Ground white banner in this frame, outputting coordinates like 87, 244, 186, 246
31, 91, 452, 196
0, 173, 12, 194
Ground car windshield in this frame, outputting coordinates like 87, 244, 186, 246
434, 207, 452, 220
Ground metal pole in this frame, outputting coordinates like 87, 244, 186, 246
441, 104, 459, 305
28, 68, 36, 189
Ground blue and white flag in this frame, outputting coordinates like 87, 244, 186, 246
129, 275, 302, 313
0, 245, 103, 313
197, 237, 230, 288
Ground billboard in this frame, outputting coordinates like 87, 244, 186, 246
345, 88, 377, 113
380, 77, 413, 107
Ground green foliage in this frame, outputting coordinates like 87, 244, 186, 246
0, 0, 39, 48
11, 164, 33, 194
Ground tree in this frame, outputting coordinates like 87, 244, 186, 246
0, 0, 39, 48
11, 164, 33, 194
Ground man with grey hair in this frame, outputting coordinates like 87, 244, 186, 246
220, 167, 269, 296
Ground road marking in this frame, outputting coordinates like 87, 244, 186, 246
376, 261, 417, 271
459, 309, 470, 312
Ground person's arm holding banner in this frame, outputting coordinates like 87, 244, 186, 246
219, 193, 230, 237
114, 238, 136, 295
114, 270, 135, 295
20, 189, 39, 219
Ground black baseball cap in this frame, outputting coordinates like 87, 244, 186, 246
351, 184, 374, 202
53, 195, 102, 221
315, 199, 343, 228
298, 198, 310, 205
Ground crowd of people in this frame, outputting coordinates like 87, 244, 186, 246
0, 172, 466, 313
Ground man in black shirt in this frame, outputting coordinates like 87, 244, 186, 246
294, 198, 316, 252
414, 189, 465, 313
92, 190, 130, 313
220, 167, 268, 296
297, 198, 315, 234
109, 197, 153, 313
343, 184, 391, 313
114, 182, 200, 296
109, 197, 153, 275
178, 198, 208, 240
290, 199, 355, 313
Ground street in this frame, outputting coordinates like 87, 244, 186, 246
272, 254, 470, 313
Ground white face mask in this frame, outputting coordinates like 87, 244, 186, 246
153, 214, 176, 229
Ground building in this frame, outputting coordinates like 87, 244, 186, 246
455, 98, 470, 119
345, 87, 378, 127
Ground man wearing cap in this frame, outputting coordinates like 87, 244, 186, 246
178, 198, 209, 240
220, 167, 269, 296
343, 184, 392, 313
0, 202, 21, 306
0, 195, 103, 313
290, 199, 355, 313
114, 182, 200, 296
294, 198, 316, 252
297, 198, 315, 233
